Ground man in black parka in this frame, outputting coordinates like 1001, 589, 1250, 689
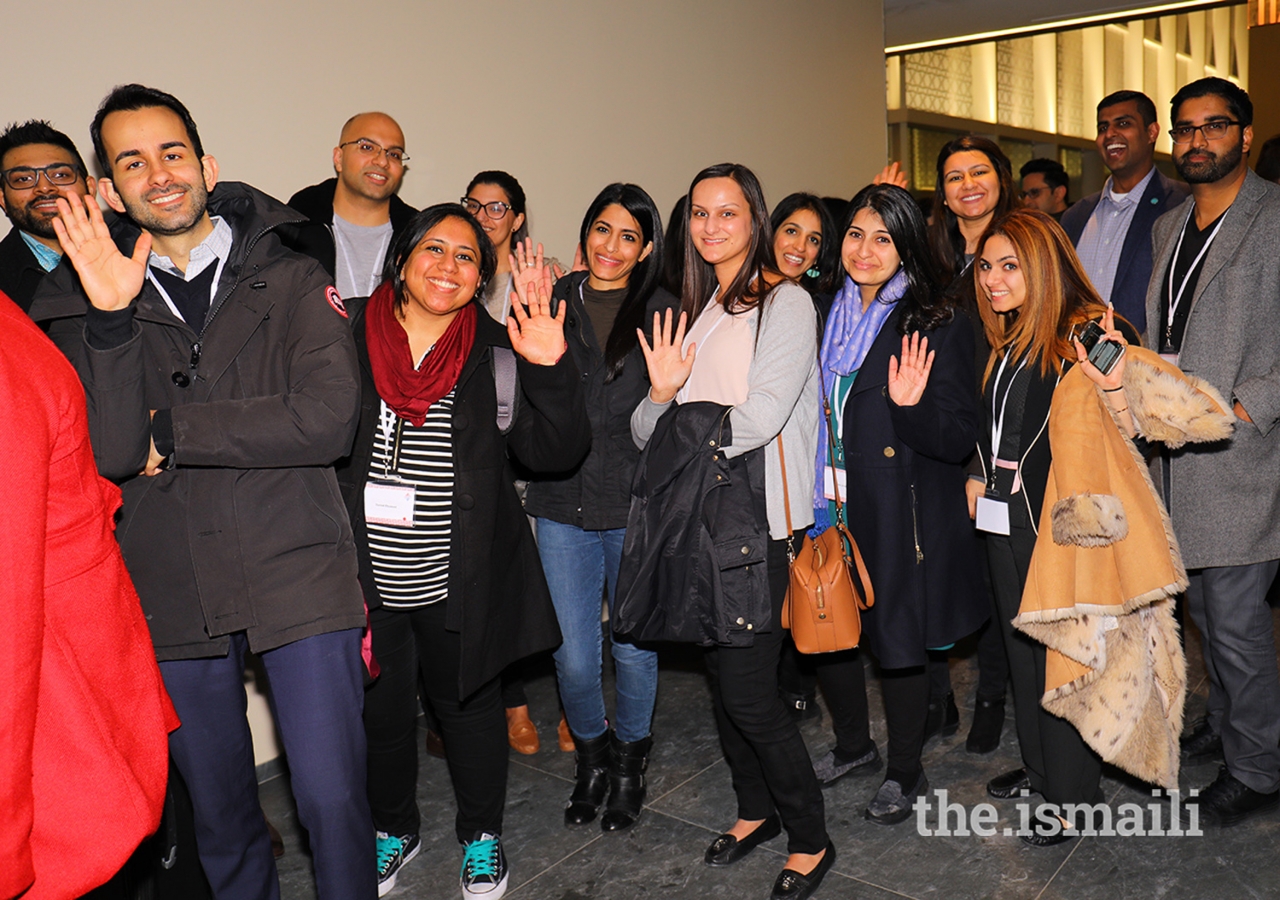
29, 84, 375, 900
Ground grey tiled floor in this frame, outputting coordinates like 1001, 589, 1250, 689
262, 612, 1280, 899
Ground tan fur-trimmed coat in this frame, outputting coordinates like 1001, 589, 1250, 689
1013, 347, 1232, 788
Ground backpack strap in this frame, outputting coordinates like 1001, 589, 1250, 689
491, 346, 519, 434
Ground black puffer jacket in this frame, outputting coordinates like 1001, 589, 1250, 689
523, 271, 679, 529
614, 402, 770, 647
28, 182, 365, 660
282, 177, 417, 280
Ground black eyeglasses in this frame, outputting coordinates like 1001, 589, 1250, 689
1169, 120, 1242, 143
1, 163, 83, 190
338, 139, 408, 163
461, 198, 512, 219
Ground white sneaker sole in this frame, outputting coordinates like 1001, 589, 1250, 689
378, 841, 421, 897
461, 871, 508, 899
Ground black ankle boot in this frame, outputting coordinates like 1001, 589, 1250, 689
923, 691, 959, 743
564, 731, 611, 826
966, 695, 1005, 754
601, 731, 652, 832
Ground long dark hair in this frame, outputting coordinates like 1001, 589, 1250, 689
465, 170, 529, 251
842, 184, 950, 334
382, 204, 497, 317
927, 136, 1016, 285
578, 183, 664, 382
660, 194, 687, 297
682, 163, 778, 324
769, 192, 839, 296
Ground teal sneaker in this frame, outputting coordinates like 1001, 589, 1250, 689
376, 831, 420, 897
460, 831, 508, 898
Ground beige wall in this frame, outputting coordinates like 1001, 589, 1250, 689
1, 0, 887, 258
4, 0, 885, 765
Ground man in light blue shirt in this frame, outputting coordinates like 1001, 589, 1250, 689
0, 120, 96, 314
1062, 90, 1189, 334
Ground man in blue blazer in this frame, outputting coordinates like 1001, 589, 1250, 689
1061, 90, 1189, 334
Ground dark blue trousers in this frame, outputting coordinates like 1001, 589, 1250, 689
159, 629, 375, 900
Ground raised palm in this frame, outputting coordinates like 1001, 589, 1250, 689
637, 308, 695, 404
52, 193, 150, 311
507, 262, 566, 365
887, 332, 934, 407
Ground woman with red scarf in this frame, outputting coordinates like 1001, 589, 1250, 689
335, 203, 590, 899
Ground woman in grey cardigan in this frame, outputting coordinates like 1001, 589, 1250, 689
631, 163, 831, 900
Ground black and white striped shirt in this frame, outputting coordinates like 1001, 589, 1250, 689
366, 393, 455, 608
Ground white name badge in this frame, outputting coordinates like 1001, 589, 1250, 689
975, 496, 1011, 535
823, 465, 848, 502
365, 481, 416, 526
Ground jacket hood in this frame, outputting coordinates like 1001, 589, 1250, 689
28, 182, 308, 322
285, 177, 417, 231
106, 180, 303, 267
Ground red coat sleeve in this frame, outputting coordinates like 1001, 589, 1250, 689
0, 296, 54, 899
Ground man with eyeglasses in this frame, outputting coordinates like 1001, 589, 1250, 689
1062, 90, 1189, 335
0, 120, 96, 314
1018, 158, 1071, 221
285, 112, 415, 302
1145, 77, 1280, 828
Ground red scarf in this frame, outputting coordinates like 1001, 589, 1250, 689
364, 281, 477, 426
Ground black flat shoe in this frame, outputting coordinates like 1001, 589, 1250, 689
1180, 719, 1224, 766
987, 767, 1033, 800
1191, 765, 1280, 827
703, 814, 782, 867
1020, 829, 1074, 847
770, 840, 836, 899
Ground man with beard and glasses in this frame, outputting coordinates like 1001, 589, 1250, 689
1062, 90, 1189, 334
0, 120, 96, 314
27, 84, 375, 899
1144, 77, 1280, 828
284, 112, 415, 301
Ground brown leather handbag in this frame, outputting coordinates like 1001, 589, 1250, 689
778, 396, 874, 654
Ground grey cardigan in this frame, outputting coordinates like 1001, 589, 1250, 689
631, 281, 819, 539
1143, 169, 1280, 568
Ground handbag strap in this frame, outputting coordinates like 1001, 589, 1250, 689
777, 434, 795, 562
821, 389, 846, 516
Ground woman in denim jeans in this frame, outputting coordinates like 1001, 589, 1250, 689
523, 183, 678, 832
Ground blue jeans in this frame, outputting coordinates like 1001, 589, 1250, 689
536, 518, 658, 743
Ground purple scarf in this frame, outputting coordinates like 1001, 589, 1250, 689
812, 268, 908, 527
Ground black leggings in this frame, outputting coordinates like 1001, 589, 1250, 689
365, 603, 508, 843
986, 525, 1102, 806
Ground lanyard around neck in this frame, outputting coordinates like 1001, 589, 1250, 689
990, 352, 1027, 466
1165, 206, 1227, 344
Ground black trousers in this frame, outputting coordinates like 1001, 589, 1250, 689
987, 524, 1102, 806
704, 533, 828, 855
365, 603, 508, 843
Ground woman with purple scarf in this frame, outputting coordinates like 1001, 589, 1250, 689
806, 184, 988, 824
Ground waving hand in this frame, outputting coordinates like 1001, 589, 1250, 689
52, 193, 150, 311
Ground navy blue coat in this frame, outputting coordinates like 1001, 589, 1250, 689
838, 305, 988, 668
1061, 168, 1189, 336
